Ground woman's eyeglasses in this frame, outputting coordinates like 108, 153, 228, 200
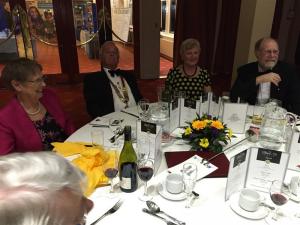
26, 76, 47, 84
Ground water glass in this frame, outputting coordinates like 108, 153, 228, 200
252, 103, 265, 125
137, 99, 150, 120
182, 163, 197, 208
91, 128, 104, 148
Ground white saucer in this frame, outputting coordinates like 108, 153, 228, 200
230, 192, 269, 220
157, 182, 187, 201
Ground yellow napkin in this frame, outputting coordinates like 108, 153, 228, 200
53, 142, 118, 196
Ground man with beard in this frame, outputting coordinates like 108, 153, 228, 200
230, 37, 300, 116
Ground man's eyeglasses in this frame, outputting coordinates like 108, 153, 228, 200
262, 49, 279, 55
26, 76, 47, 84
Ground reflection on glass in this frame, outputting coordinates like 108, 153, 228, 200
73, 0, 100, 73
170, 0, 176, 33
25, 1, 61, 74
161, 0, 166, 32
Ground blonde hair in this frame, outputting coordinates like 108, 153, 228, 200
180, 38, 201, 57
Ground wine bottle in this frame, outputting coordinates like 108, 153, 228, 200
118, 126, 138, 192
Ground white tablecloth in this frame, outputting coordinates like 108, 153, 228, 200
66, 107, 300, 225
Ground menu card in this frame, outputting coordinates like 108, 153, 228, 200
169, 98, 180, 132
199, 93, 209, 116
136, 120, 162, 173
225, 147, 289, 200
222, 102, 248, 134
288, 131, 300, 171
179, 99, 200, 127
208, 94, 221, 118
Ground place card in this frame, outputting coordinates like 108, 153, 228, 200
179, 99, 200, 127
287, 131, 300, 171
225, 147, 289, 200
222, 102, 248, 133
136, 120, 162, 173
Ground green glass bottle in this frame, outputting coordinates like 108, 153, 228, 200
118, 126, 138, 192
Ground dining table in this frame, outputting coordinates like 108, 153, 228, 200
65, 106, 300, 225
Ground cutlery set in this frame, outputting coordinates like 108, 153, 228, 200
143, 201, 186, 225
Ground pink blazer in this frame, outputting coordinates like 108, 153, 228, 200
0, 88, 75, 155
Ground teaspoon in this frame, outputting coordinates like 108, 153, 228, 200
146, 201, 186, 225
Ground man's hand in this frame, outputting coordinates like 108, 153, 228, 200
256, 72, 281, 86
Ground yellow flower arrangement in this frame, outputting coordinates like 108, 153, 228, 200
182, 114, 234, 153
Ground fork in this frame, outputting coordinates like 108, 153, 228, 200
90, 200, 123, 225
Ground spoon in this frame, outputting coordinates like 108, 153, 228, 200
146, 201, 186, 225
142, 208, 177, 225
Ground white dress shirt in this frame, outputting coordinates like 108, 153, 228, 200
104, 68, 136, 112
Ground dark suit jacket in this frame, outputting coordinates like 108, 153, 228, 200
230, 61, 300, 115
83, 70, 142, 118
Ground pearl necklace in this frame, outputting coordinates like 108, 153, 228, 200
20, 101, 41, 116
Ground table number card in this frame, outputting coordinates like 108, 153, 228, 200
288, 131, 300, 171
179, 99, 200, 127
136, 120, 162, 173
222, 103, 248, 133
225, 148, 289, 200
169, 98, 180, 132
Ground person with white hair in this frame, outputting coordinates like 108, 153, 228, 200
0, 152, 93, 225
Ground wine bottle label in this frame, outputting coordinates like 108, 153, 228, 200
120, 177, 131, 189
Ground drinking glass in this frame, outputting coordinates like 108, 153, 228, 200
269, 179, 290, 221
137, 157, 154, 201
182, 163, 197, 208
103, 150, 119, 197
252, 103, 265, 125
137, 131, 151, 161
137, 99, 150, 120
91, 128, 104, 148
109, 118, 122, 147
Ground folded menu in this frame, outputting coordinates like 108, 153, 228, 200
165, 151, 230, 178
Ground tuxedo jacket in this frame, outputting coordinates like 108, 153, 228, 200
83, 70, 142, 118
230, 61, 300, 115
0, 88, 75, 155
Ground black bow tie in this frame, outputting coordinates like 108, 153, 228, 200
108, 69, 120, 77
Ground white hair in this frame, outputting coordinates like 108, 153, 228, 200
0, 152, 87, 225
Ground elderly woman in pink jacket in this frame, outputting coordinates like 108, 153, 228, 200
0, 58, 75, 155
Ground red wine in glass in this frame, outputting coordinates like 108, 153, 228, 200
270, 193, 288, 206
104, 168, 118, 179
137, 166, 154, 181
137, 159, 154, 201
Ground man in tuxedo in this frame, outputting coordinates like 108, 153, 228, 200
230, 37, 300, 115
84, 41, 142, 118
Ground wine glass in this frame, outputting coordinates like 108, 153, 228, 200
137, 157, 154, 201
182, 163, 197, 208
103, 150, 119, 197
137, 99, 150, 120
269, 179, 291, 221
